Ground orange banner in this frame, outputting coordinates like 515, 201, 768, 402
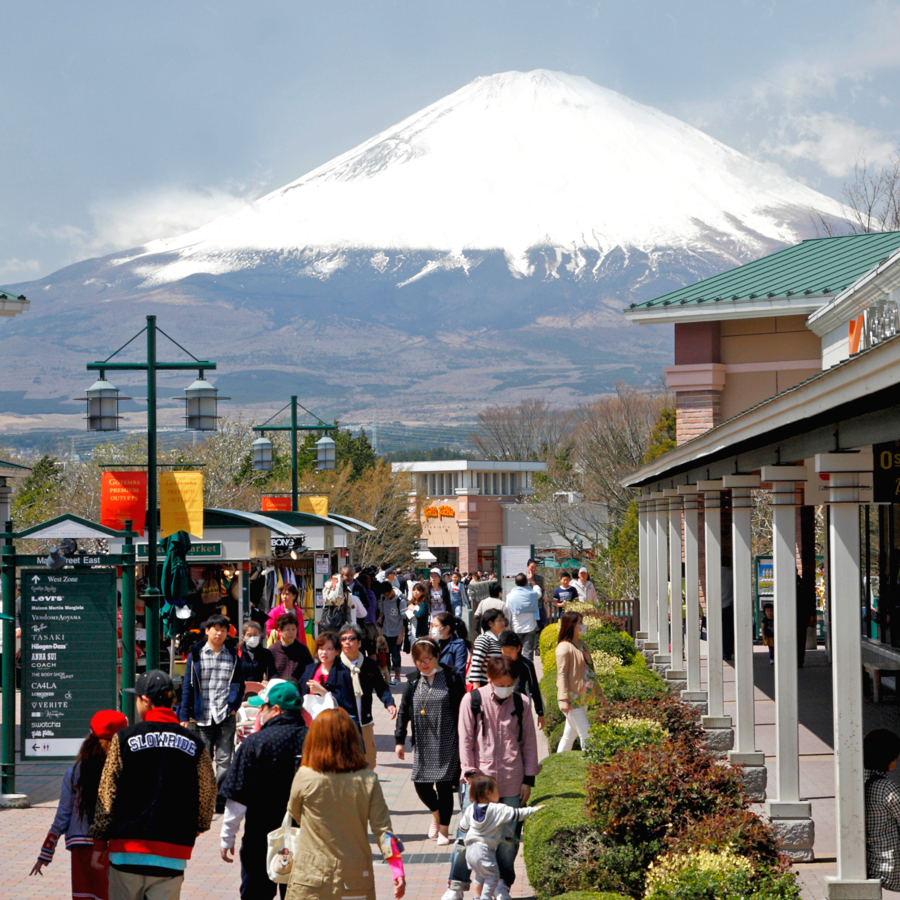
262, 496, 329, 515
101, 471, 148, 535
262, 496, 291, 512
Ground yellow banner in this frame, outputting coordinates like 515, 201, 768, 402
160, 471, 204, 538
297, 495, 328, 517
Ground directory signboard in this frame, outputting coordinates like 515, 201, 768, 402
21, 569, 117, 758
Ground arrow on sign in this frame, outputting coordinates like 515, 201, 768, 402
31, 744, 40, 752
31, 576, 40, 583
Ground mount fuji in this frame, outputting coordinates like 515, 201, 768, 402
2, 70, 849, 430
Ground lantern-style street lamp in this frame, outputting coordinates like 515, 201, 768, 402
251, 396, 337, 511
82, 315, 220, 671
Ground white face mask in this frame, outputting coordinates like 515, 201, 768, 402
492, 684, 515, 699
430, 627, 442, 640
245, 635, 260, 648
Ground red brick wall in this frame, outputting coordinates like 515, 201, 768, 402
676, 390, 722, 444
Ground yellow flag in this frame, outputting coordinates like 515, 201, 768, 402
160, 472, 204, 538
297, 495, 328, 517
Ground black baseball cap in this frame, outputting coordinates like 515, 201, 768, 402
124, 669, 175, 702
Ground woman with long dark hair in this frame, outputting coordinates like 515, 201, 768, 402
395, 639, 465, 844
408, 582, 431, 640
287, 708, 405, 900
430, 612, 470, 674
30, 710, 128, 899
427, 568, 452, 616
556, 611, 601, 752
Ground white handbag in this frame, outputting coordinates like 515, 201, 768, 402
266, 809, 300, 884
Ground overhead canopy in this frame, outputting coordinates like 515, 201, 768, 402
261, 510, 359, 534
413, 549, 437, 563
328, 513, 375, 532
204, 509, 306, 536
15, 513, 131, 541
624, 330, 900, 489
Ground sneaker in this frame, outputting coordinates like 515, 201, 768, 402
391, 675, 400, 685
436, 833, 451, 845
441, 891, 464, 900
495, 882, 511, 900
428, 821, 440, 839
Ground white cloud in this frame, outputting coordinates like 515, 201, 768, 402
762, 112, 896, 177
53, 184, 260, 262
0, 257, 42, 284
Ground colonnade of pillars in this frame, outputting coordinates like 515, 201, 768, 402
635, 453, 880, 899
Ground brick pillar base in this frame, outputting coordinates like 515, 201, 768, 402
675, 390, 722, 444
456, 488, 480, 574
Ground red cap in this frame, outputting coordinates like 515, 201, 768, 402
90, 710, 129, 740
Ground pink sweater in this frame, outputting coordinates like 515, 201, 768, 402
458, 685, 539, 798
266, 602, 306, 638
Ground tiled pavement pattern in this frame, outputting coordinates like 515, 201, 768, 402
0, 652, 544, 900
7, 644, 900, 899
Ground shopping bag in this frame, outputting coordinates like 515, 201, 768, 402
266, 809, 299, 884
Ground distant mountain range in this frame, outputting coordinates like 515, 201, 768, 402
1, 70, 849, 432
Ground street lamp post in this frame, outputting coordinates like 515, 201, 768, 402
83, 315, 220, 671
251, 396, 336, 510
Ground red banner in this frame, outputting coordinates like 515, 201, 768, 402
262, 496, 292, 512
101, 471, 148, 535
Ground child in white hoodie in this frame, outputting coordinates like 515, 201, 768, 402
458, 774, 543, 900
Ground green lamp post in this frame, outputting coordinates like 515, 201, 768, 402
82, 315, 221, 671
251, 396, 336, 511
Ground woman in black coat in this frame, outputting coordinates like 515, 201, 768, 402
394, 638, 466, 844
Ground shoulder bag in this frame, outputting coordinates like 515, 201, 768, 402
266, 809, 300, 884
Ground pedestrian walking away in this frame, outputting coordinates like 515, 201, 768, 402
286, 707, 405, 900
505, 573, 542, 659
31, 709, 128, 900
863, 729, 900, 890
525, 559, 548, 627
300, 624, 396, 770
473, 582, 510, 636
92, 670, 216, 900
498, 630, 545, 729
378, 574, 406, 685
458, 774, 543, 900
555, 611, 604, 752
394, 639, 466, 844
431, 611, 470, 675
444, 655, 539, 900
467, 609, 506, 688
220, 680, 309, 900
180, 613, 246, 811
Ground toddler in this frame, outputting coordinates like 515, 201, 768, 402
458, 774, 543, 900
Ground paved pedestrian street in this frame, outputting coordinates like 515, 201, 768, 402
0, 652, 542, 900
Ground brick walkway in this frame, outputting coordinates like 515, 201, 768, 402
0, 653, 544, 900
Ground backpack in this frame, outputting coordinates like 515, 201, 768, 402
469, 687, 524, 745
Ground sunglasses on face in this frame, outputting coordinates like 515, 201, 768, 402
340, 636, 359, 643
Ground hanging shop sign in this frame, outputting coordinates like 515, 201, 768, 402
262, 496, 292, 512
100, 471, 148, 535
136, 541, 223, 560
873, 441, 900, 503
160, 472, 204, 538
315, 553, 330, 575
21, 568, 117, 759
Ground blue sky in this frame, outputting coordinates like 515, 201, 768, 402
2, 0, 899, 285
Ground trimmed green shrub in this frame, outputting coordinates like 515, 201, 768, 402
582, 629, 637, 665
549, 894, 630, 900
540, 622, 561, 659
597, 665, 668, 702
590, 694, 703, 743
583, 716, 667, 765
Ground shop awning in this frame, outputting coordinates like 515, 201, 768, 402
329, 513, 376, 532
413, 549, 438, 563
624, 330, 900, 489
205, 509, 307, 536
261, 510, 359, 534
0, 458, 30, 479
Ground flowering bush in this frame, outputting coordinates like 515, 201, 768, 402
564, 601, 602, 615
643, 847, 799, 900
591, 650, 623, 677
664, 809, 785, 870
583, 716, 667, 765
590, 695, 704, 745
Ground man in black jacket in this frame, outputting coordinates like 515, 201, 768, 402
498, 630, 546, 730
219, 680, 308, 900
93, 670, 216, 900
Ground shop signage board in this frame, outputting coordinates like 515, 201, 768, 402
499, 545, 531, 579
873, 440, 900, 503
315, 553, 330, 575
159, 471, 204, 538
100, 471, 148, 535
262, 496, 292, 512
21, 568, 117, 758
136, 541, 222, 559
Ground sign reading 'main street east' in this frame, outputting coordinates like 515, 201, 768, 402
21, 569, 117, 758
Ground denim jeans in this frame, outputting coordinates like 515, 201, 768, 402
448, 780, 521, 892
197, 714, 237, 792
386, 633, 402, 670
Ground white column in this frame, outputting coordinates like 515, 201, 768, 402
636, 491, 650, 641
698, 481, 727, 718
761, 465, 813, 861
678, 485, 705, 707
644, 496, 659, 652
652, 491, 670, 667
724, 474, 766, 801
665, 490, 685, 678
818, 453, 880, 900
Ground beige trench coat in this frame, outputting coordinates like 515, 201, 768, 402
286, 767, 393, 900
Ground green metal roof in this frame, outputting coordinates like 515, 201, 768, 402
630, 231, 900, 312
0, 288, 26, 301
0, 459, 30, 472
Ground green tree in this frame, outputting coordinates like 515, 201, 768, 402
11, 455, 63, 528
643, 405, 676, 463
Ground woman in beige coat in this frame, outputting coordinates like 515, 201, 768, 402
555, 611, 601, 752
287, 708, 405, 900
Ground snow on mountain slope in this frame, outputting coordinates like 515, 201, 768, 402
125, 69, 849, 286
